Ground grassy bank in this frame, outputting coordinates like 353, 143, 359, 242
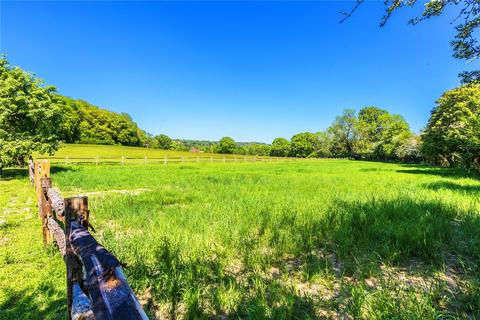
1, 159, 480, 318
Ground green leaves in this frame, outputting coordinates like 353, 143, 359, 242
270, 138, 291, 157
422, 83, 480, 168
216, 137, 237, 154
0, 57, 63, 167
290, 132, 318, 158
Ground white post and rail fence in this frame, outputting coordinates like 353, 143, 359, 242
44, 155, 300, 165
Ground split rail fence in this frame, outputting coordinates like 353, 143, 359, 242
29, 159, 149, 320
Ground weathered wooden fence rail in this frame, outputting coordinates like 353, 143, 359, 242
30, 160, 149, 320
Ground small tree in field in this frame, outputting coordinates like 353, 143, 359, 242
217, 137, 237, 154
270, 138, 291, 157
290, 132, 318, 157
0, 57, 63, 173
155, 134, 173, 150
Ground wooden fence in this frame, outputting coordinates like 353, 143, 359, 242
41, 155, 300, 165
30, 160, 149, 320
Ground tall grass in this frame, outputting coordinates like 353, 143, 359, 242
43, 160, 480, 318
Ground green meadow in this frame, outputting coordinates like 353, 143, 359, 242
1, 150, 480, 319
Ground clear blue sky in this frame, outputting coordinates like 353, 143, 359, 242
1, 1, 477, 142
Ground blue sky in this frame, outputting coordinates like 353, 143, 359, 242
1, 1, 477, 142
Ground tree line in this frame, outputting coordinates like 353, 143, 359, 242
0, 56, 479, 171
198, 106, 418, 162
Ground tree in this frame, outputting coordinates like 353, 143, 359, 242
327, 109, 358, 157
144, 133, 159, 148
55, 97, 145, 146
0, 57, 63, 171
169, 140, 188, 151
290, 132, 318, 157
377, 114, 412, 159
270, 138, 291, 157
341, 0, 480, 79
155, 134, 172, 150
355, 107, 413, 160
421, 83, 480, 168
356, 106, 390, 158
54, 95, 81, 143
395, 134, 421, 162
217, 137, 237, 154
459, 70, 480, 84
315, 131, 332, 157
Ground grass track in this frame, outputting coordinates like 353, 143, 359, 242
1, 158, 480, 319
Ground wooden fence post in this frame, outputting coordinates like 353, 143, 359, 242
95, 156, 99, 166
144, 156, 147, 164
210, 156, 213, 163
164, 155, 167, 165
33, 160, 39, 189
36, 161, 50, 217
121, 156, 125, 165
28, 159, 35, 185
223, 156, 226, 163
64, 196, 89, 320
40, 177, 53, 245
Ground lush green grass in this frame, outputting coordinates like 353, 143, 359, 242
0, 169, 65, 319
1, 160, 480, 319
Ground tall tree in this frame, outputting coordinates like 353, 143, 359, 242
0, 57, 63, 171
327, 109, 358, 157
356, 106, 390, 158
421, 83, 480, 168
315, 131, 333, 157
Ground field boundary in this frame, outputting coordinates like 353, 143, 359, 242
40, 154, 301, 165
29, 160, 149, 320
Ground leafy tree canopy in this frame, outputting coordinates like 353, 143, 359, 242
421, 83, 480, 168
327, 109, 358, 157
0, 57, 63, 168
290, 132, 318, 157
216, 136, 237, 154
155, 134, 173, 150
55, 95, 146, 147
270, 138, 291, 157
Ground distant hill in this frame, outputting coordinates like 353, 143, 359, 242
55, 95, 146, 146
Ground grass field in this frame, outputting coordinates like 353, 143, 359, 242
2, 149, 480, 318
36, 144, 284, 164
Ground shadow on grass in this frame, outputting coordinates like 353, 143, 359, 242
51, 165, 77, 175
126, 238, 318, 319
0, 168, 28, 180
396, 166, 479, 180
0, 285, 66, 320
423, 181, 480, 194
0, 166, 75, 181
121, 196, 480, 318
324, 197, 480, 275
